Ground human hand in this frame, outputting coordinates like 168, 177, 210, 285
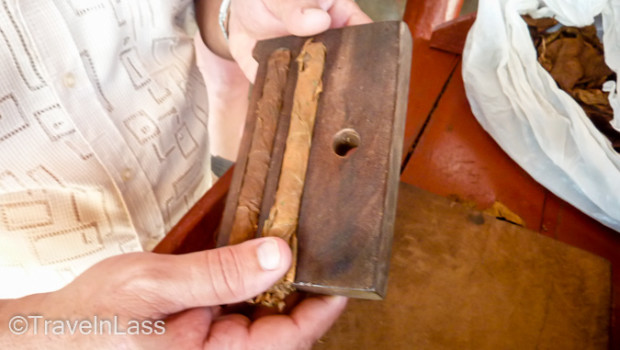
0, 238, 347, 349
227, 0, 372, 81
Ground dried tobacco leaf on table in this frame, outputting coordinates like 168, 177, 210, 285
524, 15, 620, 151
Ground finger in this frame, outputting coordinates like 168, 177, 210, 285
288, 295, 348, 343
206, 314, 251, 347
248, 295, 348, 349
328, 0, 373, 28
166, 308, 214, 345
263, 0, 333, 36
228, 29, 260, 81
140, 307, 214, 349
188, 237, 292, 306
102, 237, 292, 318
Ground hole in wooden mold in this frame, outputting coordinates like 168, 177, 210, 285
332, 128, 361, 157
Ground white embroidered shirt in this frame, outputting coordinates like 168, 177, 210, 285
0, 0, 211, 298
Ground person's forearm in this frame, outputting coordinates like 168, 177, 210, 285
195, 0, 233, 60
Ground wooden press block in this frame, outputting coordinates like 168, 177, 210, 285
316, 183, 611, 349
217, 21, 413, 299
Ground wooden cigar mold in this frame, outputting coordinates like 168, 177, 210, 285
217, 21, 413, 300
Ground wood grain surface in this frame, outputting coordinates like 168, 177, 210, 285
218, 21, 413, 299
316, 182, 611, 349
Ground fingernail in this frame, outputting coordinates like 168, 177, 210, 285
257, 239, 281, 271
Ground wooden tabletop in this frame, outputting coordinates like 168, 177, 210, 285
317, 182, 610, 349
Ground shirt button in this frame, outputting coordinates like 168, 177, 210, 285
122, 168, 133, 181
63, 73, 76, 88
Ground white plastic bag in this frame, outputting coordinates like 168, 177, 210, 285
462, 0, 620, 232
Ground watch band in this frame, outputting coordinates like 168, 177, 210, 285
218, 0, 231, 41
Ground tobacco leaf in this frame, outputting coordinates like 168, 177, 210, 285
524, 15, 620, 152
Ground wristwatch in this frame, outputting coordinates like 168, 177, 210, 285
218, 0, 231, 41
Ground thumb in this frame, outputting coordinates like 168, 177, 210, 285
265, 0, 334, 36
82, 237, 292, 318
182, 237, 292, 307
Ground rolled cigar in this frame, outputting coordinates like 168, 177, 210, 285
229, 49, 292, 245
253, 39, 327, 310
